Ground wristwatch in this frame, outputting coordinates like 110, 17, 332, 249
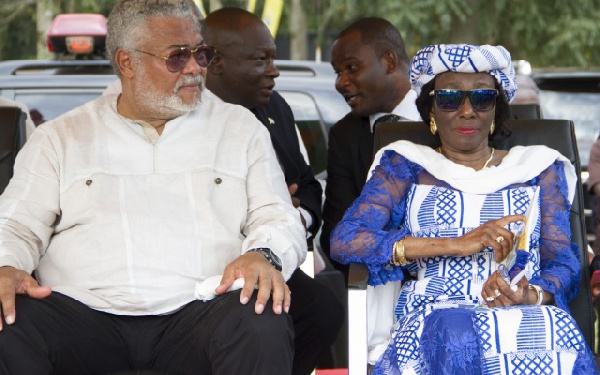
248, 248, 283, 272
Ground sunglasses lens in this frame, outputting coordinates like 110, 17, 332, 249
163, 46, 215, 72
435, 90, 465, 111
433, 89, 498, 112
193, 46, 215, 68
166, 49, 191, 72
469, 89, 498, 111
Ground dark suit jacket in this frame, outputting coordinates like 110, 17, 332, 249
250, 91, 322, 239
320, 112, 373, 263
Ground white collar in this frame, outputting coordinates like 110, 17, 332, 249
369, 90, 422, 132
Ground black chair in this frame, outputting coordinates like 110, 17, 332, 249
0, 106, 27, 195
510, 103, 542, 119
347, 119, 595, 373
104, 371, 173, 375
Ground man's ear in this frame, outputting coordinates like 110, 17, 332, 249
115, 49, 135, 79
382, 50, 398, 74
208, 54, 225, 75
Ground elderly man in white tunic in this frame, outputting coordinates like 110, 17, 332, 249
0, 1, 305, 374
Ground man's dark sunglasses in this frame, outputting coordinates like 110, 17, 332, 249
136, 45, 216, 72
430, 89, 499, 112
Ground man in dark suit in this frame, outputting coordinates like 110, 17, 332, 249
203, 8, 343, 375
322, 18, 421, 276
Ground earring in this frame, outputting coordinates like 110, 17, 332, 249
490, 120, 495, 135
430, 116, 437, 135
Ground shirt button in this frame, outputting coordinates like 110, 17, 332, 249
215, 178, 222, 184
86, 180, 92, 186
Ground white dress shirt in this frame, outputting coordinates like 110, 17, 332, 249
0, 92, 306, 315
369, 89, 422, 132
106, 82, 315, 231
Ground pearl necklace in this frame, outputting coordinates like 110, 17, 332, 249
436, 147, 495, 171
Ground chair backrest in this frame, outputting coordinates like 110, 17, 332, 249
0, 106, 27, 195
510, 103, 542, 119
373, 119, 594, 349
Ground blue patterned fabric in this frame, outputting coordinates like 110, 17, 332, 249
409, 44, 517, 103
331, 149, 599, 375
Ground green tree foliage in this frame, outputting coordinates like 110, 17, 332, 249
0, 1, 37, 60
311, 0, 600, 67
0, 0, 119, 60
497, 0, 600, 67
1, 0, 599, 67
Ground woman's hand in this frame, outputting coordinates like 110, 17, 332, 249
453, 214, 525, 262
482, 271, 531, 307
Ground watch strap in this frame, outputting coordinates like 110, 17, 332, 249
247, 247, 282, 272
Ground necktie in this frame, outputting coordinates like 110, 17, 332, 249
374, 114, 401, 126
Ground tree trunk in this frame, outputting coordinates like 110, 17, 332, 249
36, 0, 58, 59
290, 0, 307, 60
449, 0, 479, 44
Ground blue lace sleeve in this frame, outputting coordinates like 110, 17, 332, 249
530, 161, 580, 311
330, 151, 422, 286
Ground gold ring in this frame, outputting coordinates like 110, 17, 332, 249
495, 236, 505, 243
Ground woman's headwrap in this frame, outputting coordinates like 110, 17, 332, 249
409, 44, 518, 103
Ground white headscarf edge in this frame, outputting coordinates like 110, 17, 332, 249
368, 141, 576, 204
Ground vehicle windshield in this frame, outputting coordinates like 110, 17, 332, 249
538, 90, 600, 167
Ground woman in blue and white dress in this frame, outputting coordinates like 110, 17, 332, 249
331, 44, 599, 375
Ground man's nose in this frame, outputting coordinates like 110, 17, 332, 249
181, 55, 203, 75
266, 59, 280, 78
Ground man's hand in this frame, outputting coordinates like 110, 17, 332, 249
288, 183, 300, 208
288, 183, 306, 228
215, 252, 290, 315
0, 266, 52, 331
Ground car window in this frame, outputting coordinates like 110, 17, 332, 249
14, 89, 103, 126
9, 87, 332, 177
538, 90, 600, 167
279, 91, 328, 175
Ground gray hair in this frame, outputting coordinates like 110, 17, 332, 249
106, 0, 202, 76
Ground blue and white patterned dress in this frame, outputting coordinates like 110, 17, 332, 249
331, 141, 599, 375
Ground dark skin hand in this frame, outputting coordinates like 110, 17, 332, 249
405, 215, 525, 263
287, 183, 306, 228
216, 252, 290, 315
0, 266, 52, 331
482, 270, 533, 307
404, 215, 530, 308
288, 183, 300, 208
1, 256, 290, 325
467, 214, 547, 307
452, 214, 524, 262
592, 281, 600, 301
417, 214, 539, 308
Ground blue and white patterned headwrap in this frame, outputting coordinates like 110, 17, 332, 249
409, 44, 518, 103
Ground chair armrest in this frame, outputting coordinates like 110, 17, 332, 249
348, 262, 369, 375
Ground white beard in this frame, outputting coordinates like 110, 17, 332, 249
134, 68, 204, 119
